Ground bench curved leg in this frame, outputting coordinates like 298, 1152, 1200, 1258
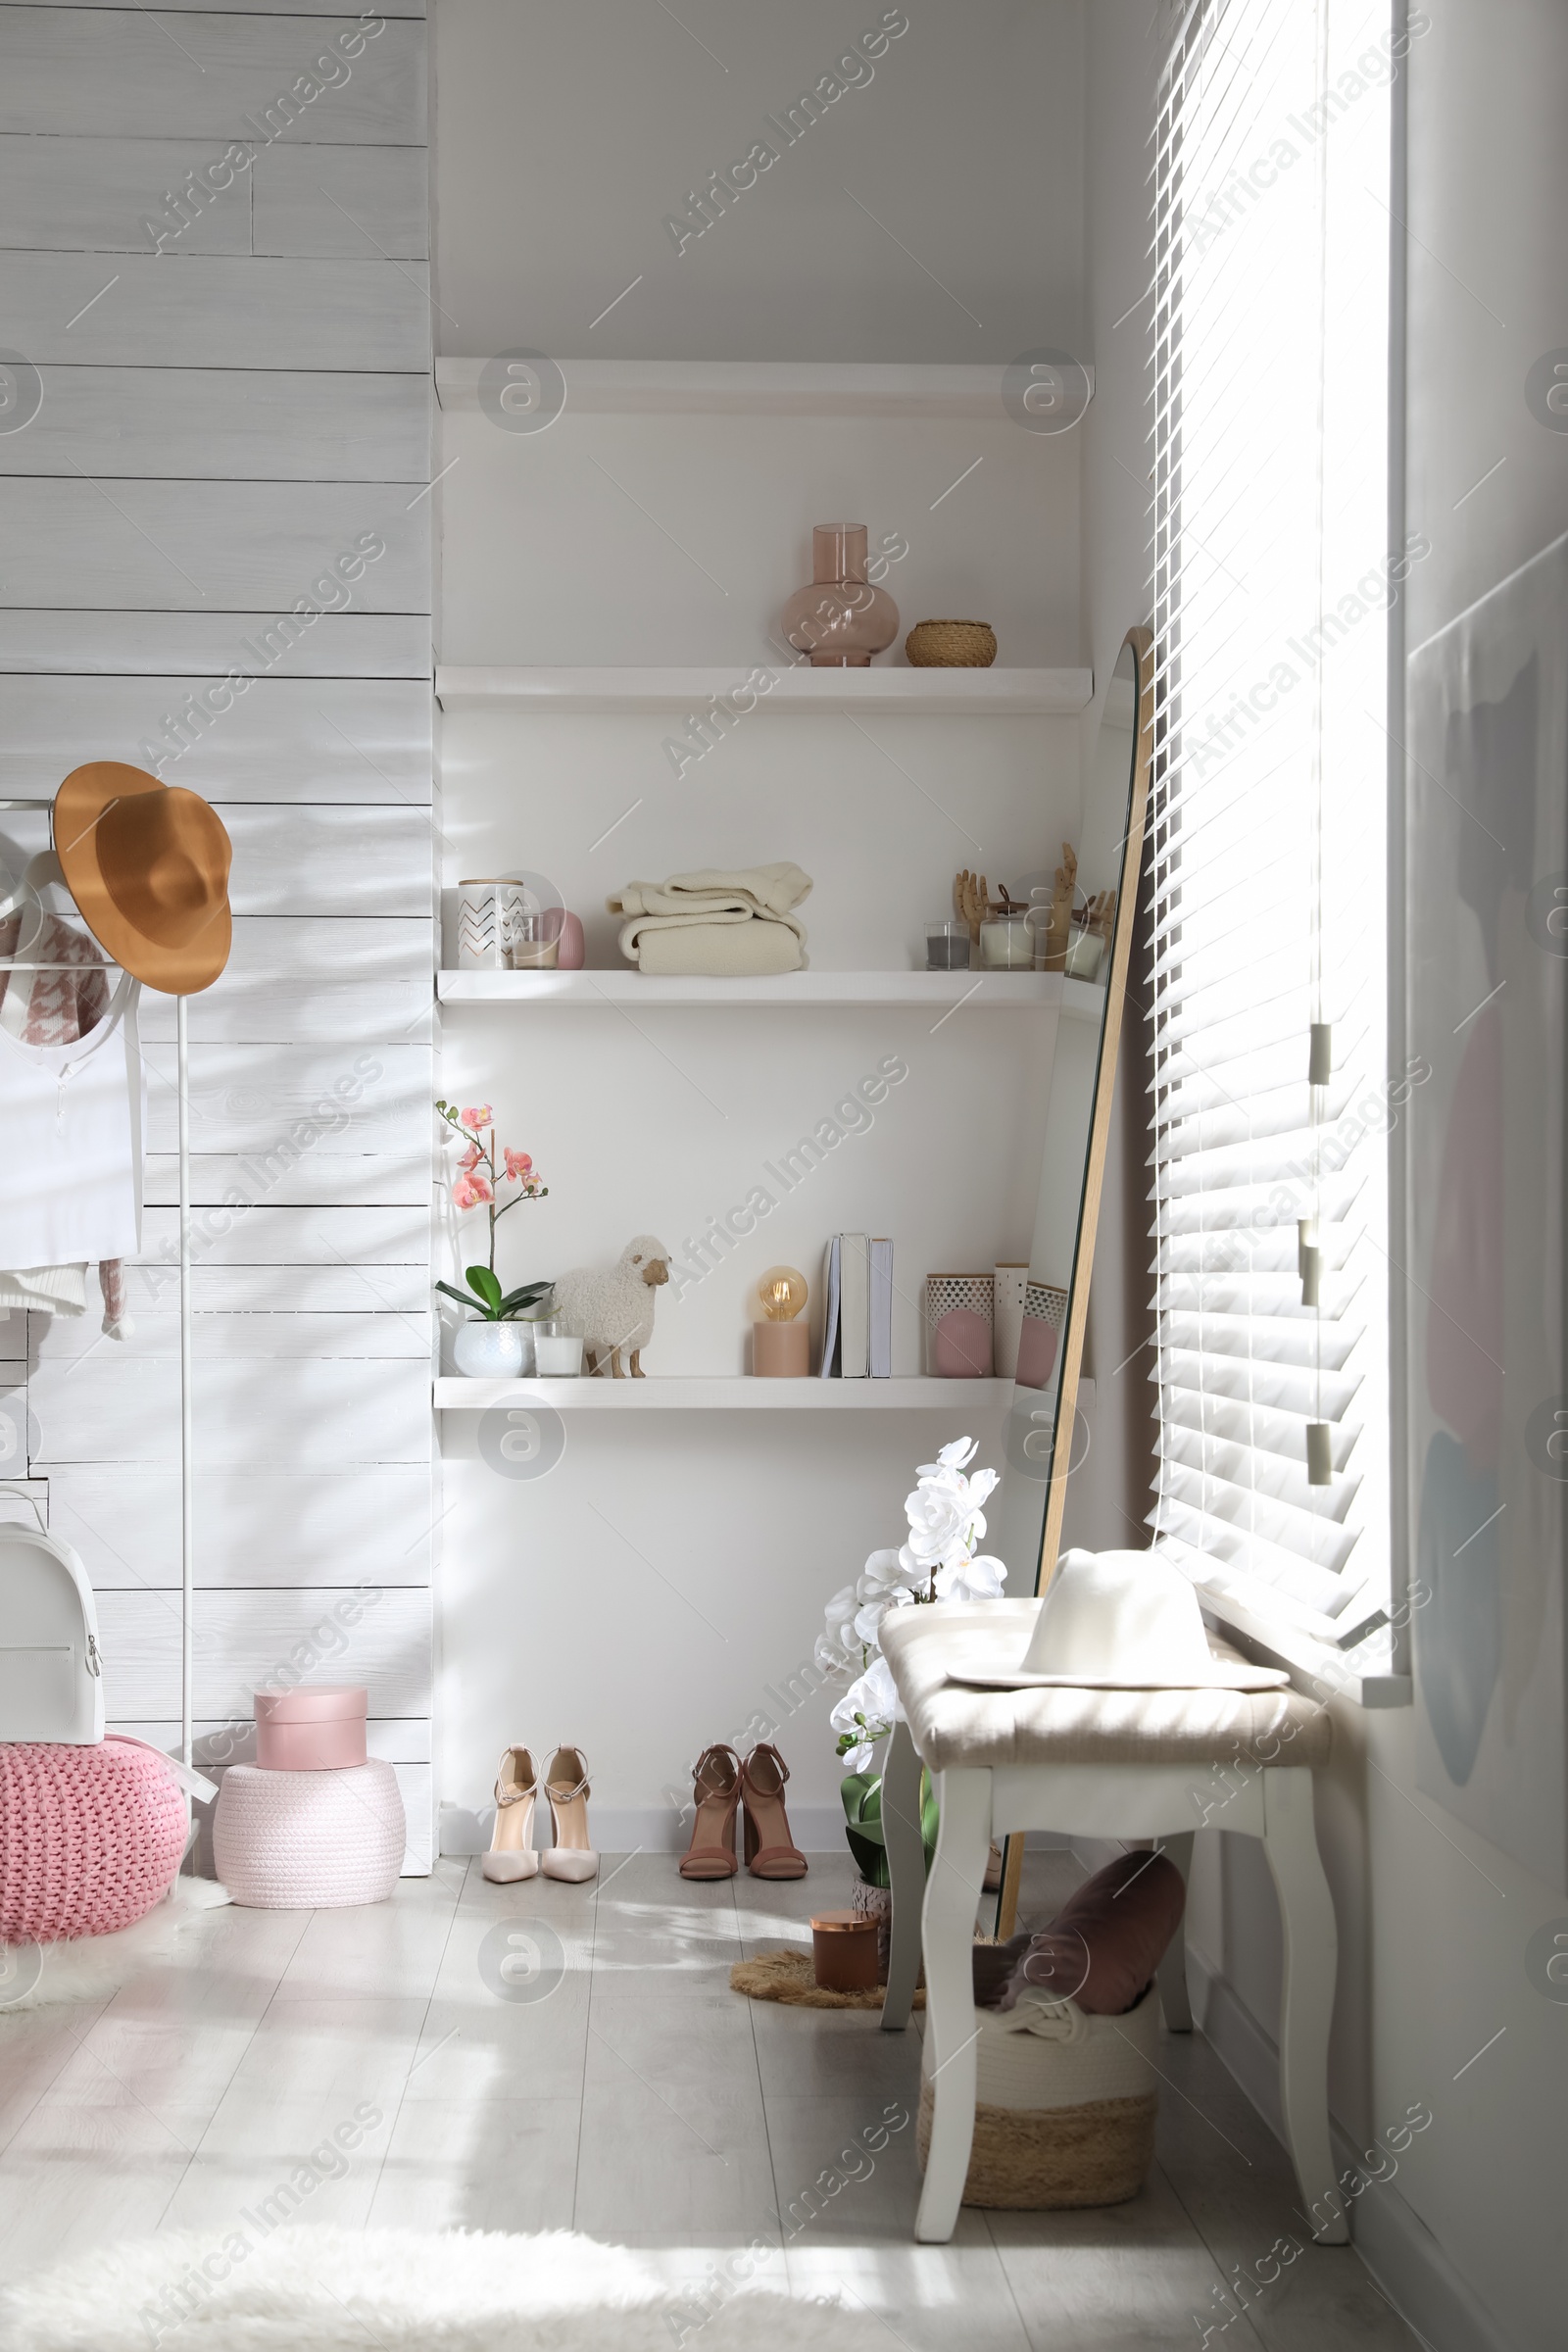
879, 1719, 924, 2032
1261, 1767, 1348, 2243
1157, 1830, 1196, 2033
914, 1766, 991, 2243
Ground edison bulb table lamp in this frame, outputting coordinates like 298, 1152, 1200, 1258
753, 1265, 809, 1376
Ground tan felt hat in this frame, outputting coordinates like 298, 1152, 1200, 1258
54, 762, 231, 995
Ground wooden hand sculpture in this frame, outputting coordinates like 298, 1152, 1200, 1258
1086, 888, 1117, 944
1043, 842, 1077, 972
954, 869, 989, 945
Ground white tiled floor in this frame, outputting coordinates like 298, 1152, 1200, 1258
0, 1853, 1422, 2348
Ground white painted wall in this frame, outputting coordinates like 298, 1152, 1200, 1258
431, 0, 1085, 365
1076, 8, 1567, 2347
430, 2, 1094, 1849
0, 0, 436, 1868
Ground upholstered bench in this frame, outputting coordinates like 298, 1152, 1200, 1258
877, 1598, 1342, 2244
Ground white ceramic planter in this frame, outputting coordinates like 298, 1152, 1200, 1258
453, 1320, 525, 1379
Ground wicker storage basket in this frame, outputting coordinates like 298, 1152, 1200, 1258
214, 1760, 405, 1909
917, 1983, 1159, 2207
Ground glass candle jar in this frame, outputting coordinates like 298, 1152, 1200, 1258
980, 914, 1033, 969
531, 1319, 584, 1376
926, 919, 972, 971
509, 910, 561, 970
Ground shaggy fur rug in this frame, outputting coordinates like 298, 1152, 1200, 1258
729, 1947, 924, 2011
0, 1878, 230, 2015
0, 2226, 867, 2352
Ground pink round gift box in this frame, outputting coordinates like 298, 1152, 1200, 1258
254, 1685, 368, 1772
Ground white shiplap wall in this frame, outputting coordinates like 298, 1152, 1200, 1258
0, 0, 435, 1868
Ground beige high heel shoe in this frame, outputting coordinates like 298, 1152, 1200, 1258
482, 1746, 540, 1884
541, 1745, 599, 1883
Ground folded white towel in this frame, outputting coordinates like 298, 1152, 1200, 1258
610, 862, 811, 970
609, 862, 811, 924
635, 921, 804, 977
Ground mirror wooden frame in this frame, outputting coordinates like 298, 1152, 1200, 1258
996, 622, 1156, 1938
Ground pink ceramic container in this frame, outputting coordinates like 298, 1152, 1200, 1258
254, 1685, 368, 1772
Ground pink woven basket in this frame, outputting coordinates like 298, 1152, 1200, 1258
0, 1740, 186, 1942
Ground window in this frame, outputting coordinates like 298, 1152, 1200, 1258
1148, 0, 1409, 1669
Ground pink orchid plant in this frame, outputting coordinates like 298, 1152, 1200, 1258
434, 1099, 551, 1322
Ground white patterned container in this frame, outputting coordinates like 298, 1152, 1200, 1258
456, 878, 527, 970
213, 1760, 406, 1908
923, 1273, 995, 1378
993, 1263, 1029, 1379
1017, 1281, 1068, 1391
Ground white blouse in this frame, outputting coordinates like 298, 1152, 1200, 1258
0, 969, 145, 1267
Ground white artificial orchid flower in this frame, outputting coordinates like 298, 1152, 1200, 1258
819, 1439, 1007, 1767
821, 1581, 861, 1660
857, 1546, 920, 1601
814, 1631, 852, 1679
934, 1551, 1009, 1603
902, 1478, 972, 1571
830, 1654, 902, 1770
853, 1585, 914, 1647
920, 1437, 979, 1474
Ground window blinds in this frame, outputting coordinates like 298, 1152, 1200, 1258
1148, 0, 1401, 1656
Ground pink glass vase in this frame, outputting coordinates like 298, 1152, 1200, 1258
780, 524, 900, 667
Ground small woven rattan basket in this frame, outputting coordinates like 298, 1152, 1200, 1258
905, 619, 998, 667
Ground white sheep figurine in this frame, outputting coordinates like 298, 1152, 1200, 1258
552, 1235, 671, 1378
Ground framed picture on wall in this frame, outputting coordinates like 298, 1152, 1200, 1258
1404, 529, 1568, 1891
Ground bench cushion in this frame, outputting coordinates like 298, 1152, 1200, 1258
880, 1601, 1332, 1774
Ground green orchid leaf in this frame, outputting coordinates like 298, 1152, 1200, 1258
498, 1281, 553, 1313
466, 1266, 504, 1310
845, 1827, 891, 1888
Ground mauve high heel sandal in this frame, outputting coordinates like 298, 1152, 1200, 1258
741, 1742, 808, 1880
679, 1743, 742, 1880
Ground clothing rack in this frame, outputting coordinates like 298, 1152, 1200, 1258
0, 799, 197, 1775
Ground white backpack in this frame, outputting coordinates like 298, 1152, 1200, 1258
0, 1493, 105, 1744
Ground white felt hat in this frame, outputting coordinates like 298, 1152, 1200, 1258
956, 1548, 1289, 1691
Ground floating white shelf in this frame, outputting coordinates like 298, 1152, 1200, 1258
433, 665, 1093, 716
436, 967, 1107, 1019
435, 1376, 1015, 1411
435, 358, 1093, 420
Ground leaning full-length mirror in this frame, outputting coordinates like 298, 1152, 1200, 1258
991, 625, 1154, 1929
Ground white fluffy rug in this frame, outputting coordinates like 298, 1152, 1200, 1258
0, 2227, 865, 2351
0, 1878, 230, 2014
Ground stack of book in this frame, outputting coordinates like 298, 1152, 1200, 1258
818, 1235, 894, 1378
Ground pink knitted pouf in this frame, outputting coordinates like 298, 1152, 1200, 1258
0, 1740, 186, 1943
